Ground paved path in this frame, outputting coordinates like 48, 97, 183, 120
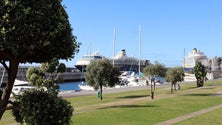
155, 103, 222, 125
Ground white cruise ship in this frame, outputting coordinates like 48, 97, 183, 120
75, 52, 104, 72
75, 49, 149, 73
110, 49, 149, 73
184, 48, 208, 68
183, 48, 214, 81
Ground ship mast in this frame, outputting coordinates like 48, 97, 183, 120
113, 27, 116, 66
138, 25, 142, 74
183, 48, 185, 68
89, 42, 92, 61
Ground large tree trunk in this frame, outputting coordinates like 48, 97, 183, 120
196, 78, 204, 87
0, 61, 19, 120
151, 92, 154, 99
150, 79, 155, 99
100, 85, 103, 100
171, 82, 177, 92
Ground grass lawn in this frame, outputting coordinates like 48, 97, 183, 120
1, 79, 222, 125
72, 92, 222, 125
0, 111, 16, 125
175, 108, 222, 125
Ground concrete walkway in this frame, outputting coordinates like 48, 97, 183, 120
155, 103, 222, 125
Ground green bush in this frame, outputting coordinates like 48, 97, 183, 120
12, 90, 73, 125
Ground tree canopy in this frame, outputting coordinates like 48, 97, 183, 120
0, 0, 80, 119
0, 0, 80, 63
166, 67, 184, 92
143, 61, 166, 77
166, 67, 184, 83
26, 58, 66, 91
85, 59, 120, 100
26, 66, 44, 87
143, 61, 166, 99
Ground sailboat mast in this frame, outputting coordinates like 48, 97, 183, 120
183, 48, 185, 68
89, 42, 91, 56
138, 25, 142, 73
113, 27, 116, 66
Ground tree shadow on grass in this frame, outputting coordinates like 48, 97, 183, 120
187, 86, 197, 89
180, 93, 212, 97
208, 84, 222, 87
117, 94, 149, 99
98, 104, 158, 110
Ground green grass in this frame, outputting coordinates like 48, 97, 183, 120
147, 95, 222, 124
72, 94, 222, 125
67, 89, 149, 106
1, 111, 15, 125
175, 108, 222, 125
2, 80, 222, 125
71, 80, 222, 125
73, 104, 150, 125
66, 89, 150, 113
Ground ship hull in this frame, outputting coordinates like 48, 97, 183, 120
75, 65, 87, 72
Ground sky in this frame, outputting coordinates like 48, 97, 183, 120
60, 0, 222, 67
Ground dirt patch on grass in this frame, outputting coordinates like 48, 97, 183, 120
213, 91, 222, 96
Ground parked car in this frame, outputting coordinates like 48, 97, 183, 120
154, 76, 166, 84
146, 76, 166, 85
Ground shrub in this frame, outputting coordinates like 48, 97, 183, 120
12, 90, 73, 125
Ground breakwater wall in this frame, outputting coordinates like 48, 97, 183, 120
0, 66, 84, 85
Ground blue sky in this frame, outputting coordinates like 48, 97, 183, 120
60, 0, 222, 67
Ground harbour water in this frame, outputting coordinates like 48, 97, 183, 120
58, 81, 83, 91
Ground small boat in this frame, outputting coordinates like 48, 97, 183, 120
119, 71, 141, 86
14, 79, 30, 86
11, 86, 38, 96
10, 79, 45, 97
78, 82, 94, 91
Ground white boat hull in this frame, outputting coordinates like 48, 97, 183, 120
79, 85, 94, 91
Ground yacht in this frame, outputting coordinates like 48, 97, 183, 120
10, 79, 37, 97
